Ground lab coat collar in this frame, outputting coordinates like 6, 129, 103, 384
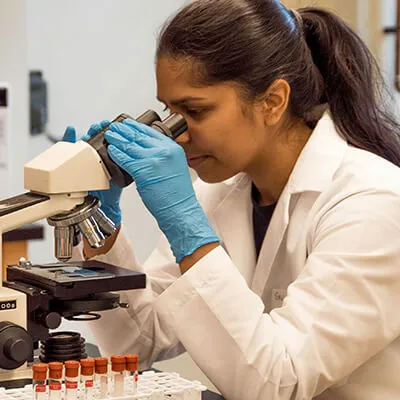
212, 111, 347, 207
210, 111, 348, 291
287, 110, 348, 194
213, 110, 347, 199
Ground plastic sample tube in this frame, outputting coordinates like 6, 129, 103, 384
33, 363, 48, 400
125, 354, 139, 394
111, 355, 126, 397
48, 362, 63, 400
94, 357, 108, 399
80, 359, 95, 400
65, 360, 80, 400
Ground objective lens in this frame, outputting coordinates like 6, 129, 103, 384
54, 226, 74, 262
93, 209, 116, 237
78, 217, 105, 248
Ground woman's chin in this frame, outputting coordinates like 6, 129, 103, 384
195, 168, 236, 184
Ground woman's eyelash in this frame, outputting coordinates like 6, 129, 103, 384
162, 105, 206, 118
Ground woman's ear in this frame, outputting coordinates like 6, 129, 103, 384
262, 79, 291, 126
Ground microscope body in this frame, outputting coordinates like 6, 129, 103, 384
0, 110, 187, 385
0, 138, 110, 383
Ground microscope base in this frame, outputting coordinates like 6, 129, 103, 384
0, 364, 32, 388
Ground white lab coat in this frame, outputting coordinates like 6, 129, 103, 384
81, 112, 400, 399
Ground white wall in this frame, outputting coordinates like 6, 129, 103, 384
0, 0, 29, 196
26, 0, 181, 265
25, 0, 216, 391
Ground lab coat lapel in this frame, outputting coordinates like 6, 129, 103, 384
251, 185, 291, 296
211, 174, 256, 286
209, 111, 347, 294
251, 111, 348, 296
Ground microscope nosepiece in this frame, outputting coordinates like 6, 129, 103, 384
48, 195, 117, 260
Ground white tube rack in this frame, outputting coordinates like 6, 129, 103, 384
0, 371, 207, 400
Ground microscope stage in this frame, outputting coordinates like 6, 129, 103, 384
6, 260, 146, 299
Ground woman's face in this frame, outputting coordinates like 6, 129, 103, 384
156, 57, 273, 183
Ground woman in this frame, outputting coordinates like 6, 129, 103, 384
65, 0, 400, 399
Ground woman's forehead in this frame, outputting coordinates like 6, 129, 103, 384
156, 57, 205, 102
156, 57, 199, 87
156, 56, 240, 103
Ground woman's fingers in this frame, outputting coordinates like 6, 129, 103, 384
105, 130, 154, 159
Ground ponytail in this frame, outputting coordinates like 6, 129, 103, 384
299, 7, 400, 167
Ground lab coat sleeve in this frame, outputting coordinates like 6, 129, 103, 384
80, 179, 216, 367
153, 189, 400, 400
84, 224, 186, 369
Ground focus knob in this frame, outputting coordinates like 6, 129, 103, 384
38, 311, 62, 330
0, 321, 32, 369
4, 338, 30, 362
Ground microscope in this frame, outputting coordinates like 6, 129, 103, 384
0, 110, 187, 385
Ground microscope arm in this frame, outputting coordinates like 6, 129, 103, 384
0, 192, 88, 235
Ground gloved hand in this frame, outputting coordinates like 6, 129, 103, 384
105, 118, 219, 263
62, 121, 122, 227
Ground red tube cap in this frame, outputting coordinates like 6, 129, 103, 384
80, 358, 95, 376
95, 357, 108, 374
33, 363, 48, 381
125, 354, 139, 371
111, 355, 125, 372
65, 360, 80, 378
48, 362, 63, 379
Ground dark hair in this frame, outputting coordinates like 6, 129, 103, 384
157, 0, 400, 166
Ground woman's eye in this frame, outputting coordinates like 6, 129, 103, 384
162, 104, 208, 119
186, 108, 206, 117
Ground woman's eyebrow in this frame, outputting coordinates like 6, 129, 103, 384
157, 96, 207, 106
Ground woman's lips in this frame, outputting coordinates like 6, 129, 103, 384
187, 155, 209, 168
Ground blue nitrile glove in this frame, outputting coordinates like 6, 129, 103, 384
62, 121, 122, 227
104, 118, 219, 263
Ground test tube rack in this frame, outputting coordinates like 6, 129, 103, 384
0, 371, 207, 400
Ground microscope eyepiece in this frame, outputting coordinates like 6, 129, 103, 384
87, 110, 188, 188
151, 112, 188, 140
